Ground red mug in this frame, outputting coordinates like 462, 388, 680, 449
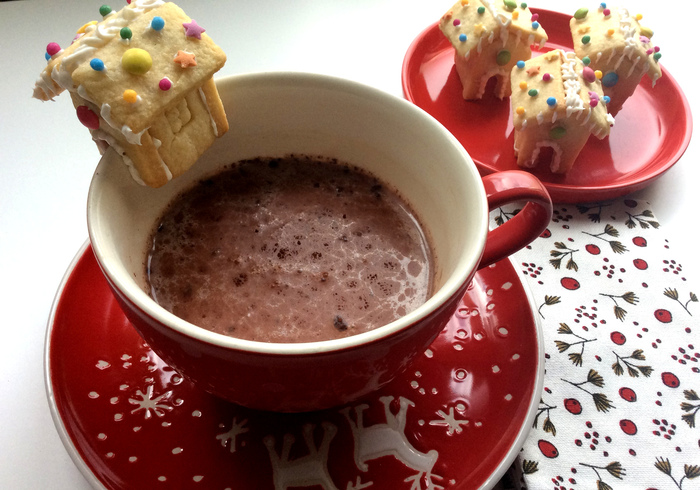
88, 72, 551, 412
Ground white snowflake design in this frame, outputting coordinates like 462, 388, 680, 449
128, 385, 174, 419
215, 417, 249, 453
429, 407, 469, 435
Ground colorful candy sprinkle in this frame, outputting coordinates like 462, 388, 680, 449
45, 52, 51, 61
459, 33, 467, 42
528, 88, 538, 97
123, 89, 138, 103
532, 21, 540, 29
76, 106, 100, 130
521, 2, 527, 8
512, 11, 519, 20
602, 72, 618, 87
574, 8, 588, 20
173, 50, 197, 68
653, 52, 662, 61
516, 106, 525, 116
99, 5, 112, 17
550, 127, 566, 140
460, 0, 469, 5
504, 0, 518, 10
77, 21, 98, 34
635, 13, 643, 21
600, 2, 607, 8
159, 77, 172, 91
120, 27, 132, 41
588, 91, 599, 107
640, 27, 654, 38
496, 50, 511, 66
453, 19, 461, 26
582, 56, 591, 65
582, 66, 596, 83
151, 16, 165, 31
531, 13, 539, 21
542, 73, 551, 82
182, 19, 206, 39
477, 6, 485, 14
607, 28, 615, 36
519, 81, 528, 90
640, 35, 650, 44
603, 8, 611, 16
582, 35, 591, 44
603, 96, 611, 104
90, 58, 105, 71
121, 48, 152, 75
547, 97, 557, 106
516, 60, 526, 69
595, 70, 603, 79
46, 42, 61, 56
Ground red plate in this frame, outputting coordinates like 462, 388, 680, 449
402, 9, 692, 203
45, 242, 543, 489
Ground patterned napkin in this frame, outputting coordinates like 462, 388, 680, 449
494, 198, 699, 490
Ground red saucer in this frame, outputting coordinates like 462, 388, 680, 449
401, 9, 692, 204
46, 242, 543, 489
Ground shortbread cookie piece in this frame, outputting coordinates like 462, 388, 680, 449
439, 0, 548, 100
569, 5, 662, 116
33, 1, 228, 187
510, 49, 614, 173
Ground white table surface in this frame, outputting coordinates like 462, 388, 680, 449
0, 1, 695, 488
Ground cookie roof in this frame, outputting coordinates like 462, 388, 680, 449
439, 0, 548, 57
33, 1, 226, 134
569, 5, 662, 85
511, 49, 614, 138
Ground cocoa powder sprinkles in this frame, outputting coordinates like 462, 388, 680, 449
146, 155, 434, 343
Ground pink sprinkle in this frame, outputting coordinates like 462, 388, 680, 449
453, 19, 461, 26
647, 48, 654, 55
543, 73, 551, 82
590, 99, 598, 107
654, 46, 660, 52
531, 13, 539, 21
46, 42, 61, 56
603, 8, 611, 16
582, 66, 596, 84
159, 77, 172, 91
640, 36, 650, 44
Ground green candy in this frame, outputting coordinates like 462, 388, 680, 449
504, 0, 517, 11
653, 52, 662, 61
550, 127, 566, 140
582, 35, 591, 45
582, 56, 591, 65
528, 88, 538, 97
120, 27, 132, 40
520, 2, 528, 8
574, 8, 589, 20
99, 5, 112, 17
496, 50, 511, 66
477, 6, 486, 14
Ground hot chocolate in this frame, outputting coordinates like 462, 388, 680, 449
146, 155, 434, 343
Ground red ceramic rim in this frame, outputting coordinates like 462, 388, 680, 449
45, 242, 544, 489
401, 9, 692, 203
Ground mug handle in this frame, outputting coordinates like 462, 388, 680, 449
478, 170, 553, 269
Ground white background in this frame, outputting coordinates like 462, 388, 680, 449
0, 1, 695, 488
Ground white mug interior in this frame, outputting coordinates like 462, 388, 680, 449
87, 72, 487, 355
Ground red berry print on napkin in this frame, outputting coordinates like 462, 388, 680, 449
661, 372, 681, 388
538, 439, 559, 459
564, 398, 582, 415
561, 277, 580, 290
655, 308, 673, 323
619, 419, 637, 435
586, 244, 601, 255
619, 387, 637, 402
632, 236, 647, 247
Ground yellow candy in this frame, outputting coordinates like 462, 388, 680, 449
519, 81, 528, 90
460, 0, 469, 5
607, 28, 615, 36
123, 89, 138, 103
595, 70, 603, 80
77, 21, 98, 34
636, 13, 643, 21
640, 26, 654, 39
512, 11, 519, 19
121, 48, 152, 75
516, 106, 525, 116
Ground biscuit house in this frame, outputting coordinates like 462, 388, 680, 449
510, 49, 614, 173
569, 4, 662, 115
33, 0, 228, 188
439, 0, 548, 100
